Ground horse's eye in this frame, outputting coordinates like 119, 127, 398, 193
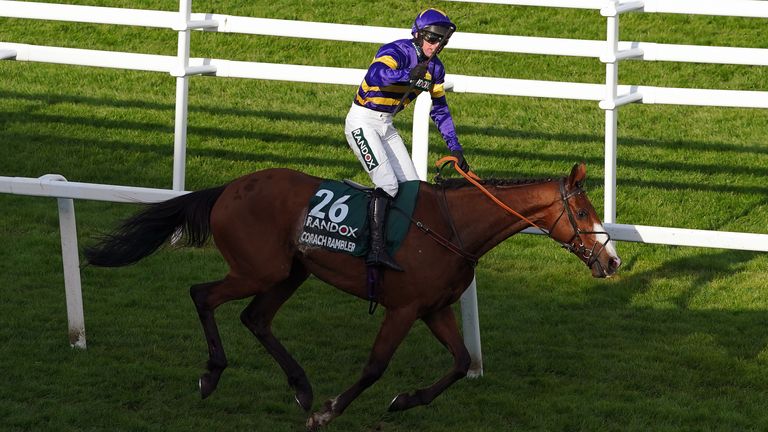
577, 209, 588, 219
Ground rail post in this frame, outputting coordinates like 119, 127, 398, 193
39, 175, 87, 349
411, 90, 483, 377
600, 0, 644, 224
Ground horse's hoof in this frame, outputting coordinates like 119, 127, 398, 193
306, 399, 336, 430
305, 416, 320, 431
293, 381, 314, 412
295, 391, 313, 412
199, 373, 217, 399
305, 412, 329, 431
388, 393, 411, 412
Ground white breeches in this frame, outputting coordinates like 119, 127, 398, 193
344, 103, 419, 198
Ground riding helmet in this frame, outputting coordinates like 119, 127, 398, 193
411, 8, 456, 40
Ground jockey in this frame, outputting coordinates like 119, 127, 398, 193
344, 8, 469, 271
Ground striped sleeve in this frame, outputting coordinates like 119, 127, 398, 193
354, 40, 414, 111
429, 59, 462, 151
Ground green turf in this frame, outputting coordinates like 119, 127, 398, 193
2, 2, 768, 431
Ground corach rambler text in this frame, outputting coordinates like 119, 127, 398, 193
299, 232, 357, 252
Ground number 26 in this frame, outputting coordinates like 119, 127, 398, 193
309, 189, 350, 223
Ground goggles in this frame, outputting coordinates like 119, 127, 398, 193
421, 31, 444, 44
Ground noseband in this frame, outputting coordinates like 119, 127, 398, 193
549, 178, 611, 270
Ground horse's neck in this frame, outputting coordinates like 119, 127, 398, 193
445, 181, 558, 258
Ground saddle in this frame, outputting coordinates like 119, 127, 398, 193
298, 179, 420, 257
299, 179, 421, 314
342, 179, 373, 192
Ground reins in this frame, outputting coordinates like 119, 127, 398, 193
431, 156, 610, 271
434, 156, 551, 235
392, 155, 551, 265
389, 155, 551, 266
368, 158, 610, 314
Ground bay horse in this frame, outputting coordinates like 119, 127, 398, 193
84, 162, 621, 429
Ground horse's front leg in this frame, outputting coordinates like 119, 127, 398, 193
388, 306, 471, 412
306, 307, 417, 430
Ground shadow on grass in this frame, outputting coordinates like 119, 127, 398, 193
1, 131, 361, 173
581, 249, 768, 359
456, 245, 768, 429
3, 88, 768, 156
3, 89, 768, 196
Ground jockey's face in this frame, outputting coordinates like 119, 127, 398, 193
419, 31, 444, 57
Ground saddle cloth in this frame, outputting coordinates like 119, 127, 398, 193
298, 180, 420, 257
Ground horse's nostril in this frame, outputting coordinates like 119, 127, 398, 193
609, 257, 622, 270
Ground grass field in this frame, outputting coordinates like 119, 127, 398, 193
2, 1, 768, 431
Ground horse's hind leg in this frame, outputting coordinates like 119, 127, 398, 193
239, 262, 313, 411
388, 306, 470, 412
190, 278, 250, 399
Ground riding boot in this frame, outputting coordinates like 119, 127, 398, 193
366, 189, 404, 272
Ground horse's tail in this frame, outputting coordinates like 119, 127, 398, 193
84, 184, 228, 267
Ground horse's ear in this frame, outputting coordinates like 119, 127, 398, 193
568, 162, 587, 188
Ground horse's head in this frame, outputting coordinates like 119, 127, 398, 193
545, 163, 621, 278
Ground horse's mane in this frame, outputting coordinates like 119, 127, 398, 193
436, 176, 559, 190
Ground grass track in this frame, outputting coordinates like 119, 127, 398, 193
2, 2, 768, 431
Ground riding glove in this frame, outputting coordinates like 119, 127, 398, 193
451, 150, 470, 173
409, 62, 429, 81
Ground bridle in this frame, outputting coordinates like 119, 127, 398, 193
549, 178, 611, 270
433, 156, 611, 271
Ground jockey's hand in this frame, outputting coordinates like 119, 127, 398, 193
451, 150, 470, 173
409, 62, 429, 81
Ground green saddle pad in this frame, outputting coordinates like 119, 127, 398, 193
298, 180, 420, 257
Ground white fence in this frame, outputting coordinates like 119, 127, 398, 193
0, 176, 184, 349
2, 0, 768, 373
